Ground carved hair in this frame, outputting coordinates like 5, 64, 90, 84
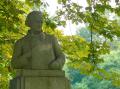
25, 11, 42, 27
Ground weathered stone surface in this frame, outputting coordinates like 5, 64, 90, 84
10, 11, 71, 89
25, 76, 70, 89
9, 70, 71, 89
16, 69, 65, 77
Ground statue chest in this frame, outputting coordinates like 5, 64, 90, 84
22, 36, 55, 69
22, 36, 53, 53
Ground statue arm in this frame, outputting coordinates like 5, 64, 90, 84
49, 36, 65, 69
11, 40, 31, 69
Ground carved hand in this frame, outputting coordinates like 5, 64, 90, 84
23, 52, 31, 59
48, 60, 61, 70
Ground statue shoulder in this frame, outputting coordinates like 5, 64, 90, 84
14, 35, 29, 46
44, 33, 56, 40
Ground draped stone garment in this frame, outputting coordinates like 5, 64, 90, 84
11, 30, 65, 70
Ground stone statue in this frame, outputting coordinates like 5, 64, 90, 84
10, 11, 70, 89
11, 11, 65, 70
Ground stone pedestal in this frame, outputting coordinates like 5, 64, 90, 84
9, 70, 71, 89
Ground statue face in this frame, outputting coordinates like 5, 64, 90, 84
26, 11, 43, 31
30, 13, 42, 31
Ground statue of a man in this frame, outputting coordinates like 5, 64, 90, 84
11, 11, 65, 70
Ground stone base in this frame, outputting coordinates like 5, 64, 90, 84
9, 70, 71, 89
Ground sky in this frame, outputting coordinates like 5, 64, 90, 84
19, 0, 87, 35
45, 0, 117, 35
20, 0, 116, 35
45, 0, 88, 35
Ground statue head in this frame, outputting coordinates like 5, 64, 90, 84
25, 11, 43, 31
